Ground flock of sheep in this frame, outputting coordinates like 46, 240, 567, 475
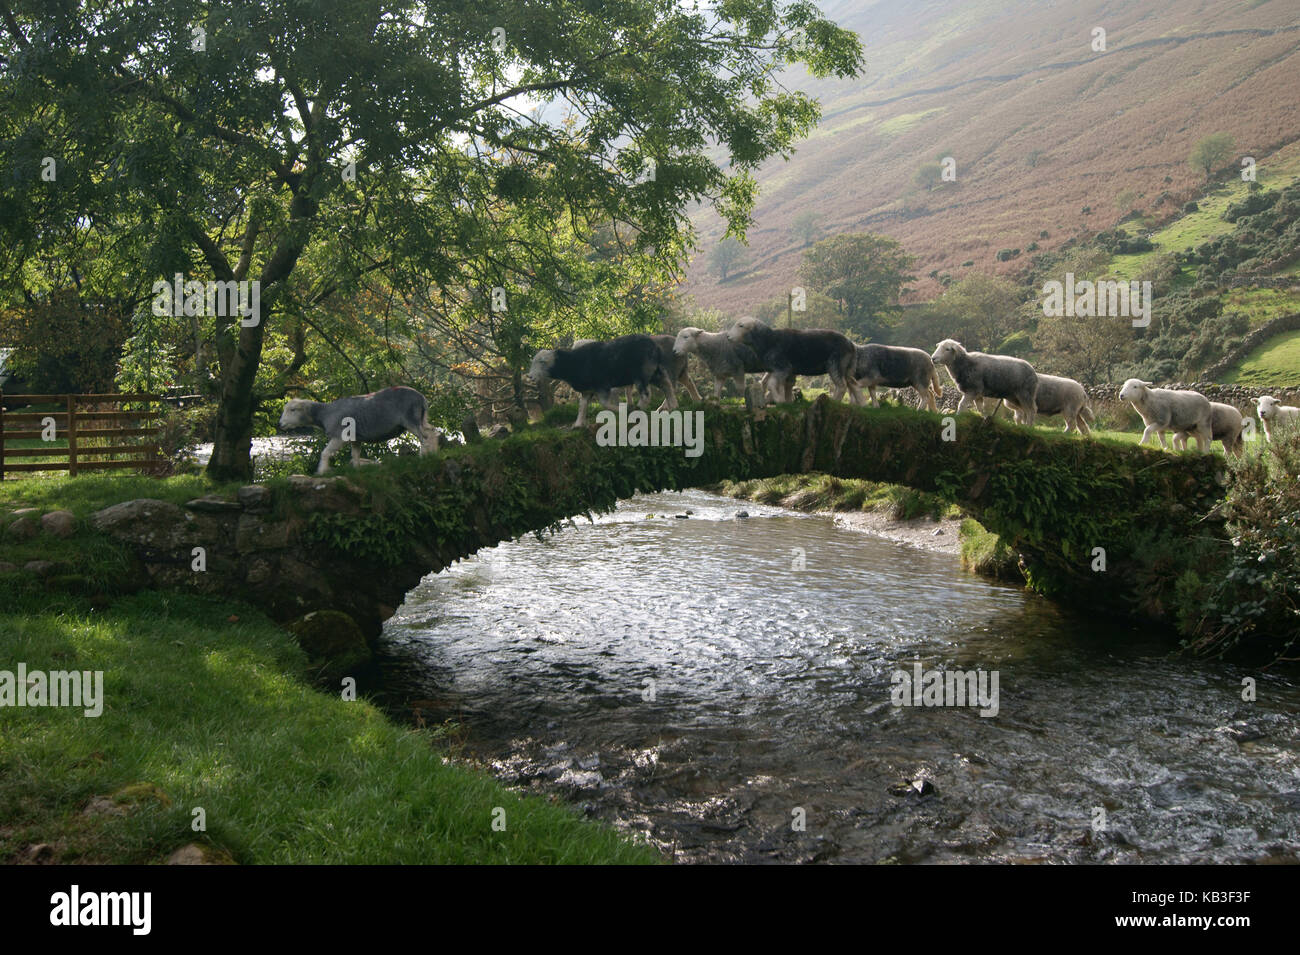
525, 318, 1300, 455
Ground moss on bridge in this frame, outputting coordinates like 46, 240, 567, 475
300, 396, 1226, 629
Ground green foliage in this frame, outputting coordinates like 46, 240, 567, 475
797, 232, 917, 340
0, 292, 127, 394
1188, 432, 1300, 658
1189, 132, 1235, 180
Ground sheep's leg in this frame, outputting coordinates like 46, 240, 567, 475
845, 377, 866, 407
350, 443, 363, 467
784, 379, 795, 402
766, 372, 787, 405
679, 372, 702, 402
636, 383, 652, 410
956, 393, 974, 414
1196, 425, 1212, 453
572, 393, 591, 429
317, 436, 343, 475
921, 386, 937, 413
829, 378, 846, 402
868, 385, 880, 408
659, 376, 678, 411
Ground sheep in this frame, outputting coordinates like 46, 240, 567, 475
570, 334, 700, 415
1118, 379, 1212, 452
930, 339, 1039, 425
672, 326, 767, 399
1003, 373, 1093, 434
278, 386, 440, 476
526, 334, 675, 428
853, 343, 944, 412
1254, 395, 1300, 443
726, 317, 864, 406
1172, 401, 1244, 456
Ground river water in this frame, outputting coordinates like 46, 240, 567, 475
378, 489, 1300, 864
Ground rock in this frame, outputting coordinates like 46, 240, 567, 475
932, 528, 945, 536
889, 778, 935, 798
91, 499, 195, 551
82, 796, 129, 817
23, 560, 55, 577
486, 424, 510, 439
237, 485, 273, 511
287, 610, 373, 683
736, 511, 750, 519
284, 475, 366, 514
7, 507, 39, 521
184, 494, 243, 513
22, 843, 54, 863
165, 843, 235, 865
235, 514, 293, 553
5, 516, 37, 541
674, 514, 688, 519
40, 510, 76, 538
461, 414, 482, 444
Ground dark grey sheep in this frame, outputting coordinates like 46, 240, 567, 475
278, 386, 439, 475
527, 334, 675, 428
853, 344, 943, 412
726, 317, 863, 406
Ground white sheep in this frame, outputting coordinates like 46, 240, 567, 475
1173, 402, 1244, 456
1004, 372, 1094, 435
1118, 379, 1212, 452
930, 339, 1039, 424
1254, 395, 1300, 443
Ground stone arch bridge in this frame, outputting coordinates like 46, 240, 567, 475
89, 398, 1225, 638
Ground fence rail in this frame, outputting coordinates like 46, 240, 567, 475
0, 392, 165, 480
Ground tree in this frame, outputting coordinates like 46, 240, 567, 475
1032, 311, 1133, 385
931, 273, 1024, 352
710, 238, 749, 281
791, 209, 822, 248
1189, 133, 1235, 181
0, 1, 863, 480
797, 233, 915, 339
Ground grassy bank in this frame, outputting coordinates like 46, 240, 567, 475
708, 472, 1019, 577
0, 588, 659, 864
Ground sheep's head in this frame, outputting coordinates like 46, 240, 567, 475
1257, 395, 1279, 420
726, 316, 763, 344
278, 399, 315, 430
526, 349, 557, 384
930, 339, 964, 366
673, 327, 703, 355
1118, 378, 1151, 403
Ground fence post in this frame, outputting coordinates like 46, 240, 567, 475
0, 389, 5, 482
66, 394, 78, 478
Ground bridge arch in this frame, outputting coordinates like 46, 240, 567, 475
89, 397, 1225, 637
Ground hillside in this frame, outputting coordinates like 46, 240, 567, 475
682, 0, 1300, 312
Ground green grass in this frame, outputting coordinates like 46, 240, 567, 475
0, 590, 660, 864
1108, 149, 1300, 282
875, 107, 945, 139
1223, 328, 1300, 386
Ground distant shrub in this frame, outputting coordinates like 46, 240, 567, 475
1223, 190, 1278, 223
960, 259, 975, 268
1183, 201, 1199, 214
995, 248, 1020, 261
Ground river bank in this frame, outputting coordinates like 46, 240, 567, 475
0, 475, 660, 865
707, 473, 1018, 576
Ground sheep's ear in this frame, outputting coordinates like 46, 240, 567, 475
1141, 380, 1153, 387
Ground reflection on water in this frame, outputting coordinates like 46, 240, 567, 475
379, 490, 1300, 863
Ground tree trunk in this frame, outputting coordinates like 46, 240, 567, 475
206, 320, 267, 482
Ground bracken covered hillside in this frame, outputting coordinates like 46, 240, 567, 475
684, 0, 1300, 310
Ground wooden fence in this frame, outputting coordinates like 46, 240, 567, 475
0, 393, 165, 480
